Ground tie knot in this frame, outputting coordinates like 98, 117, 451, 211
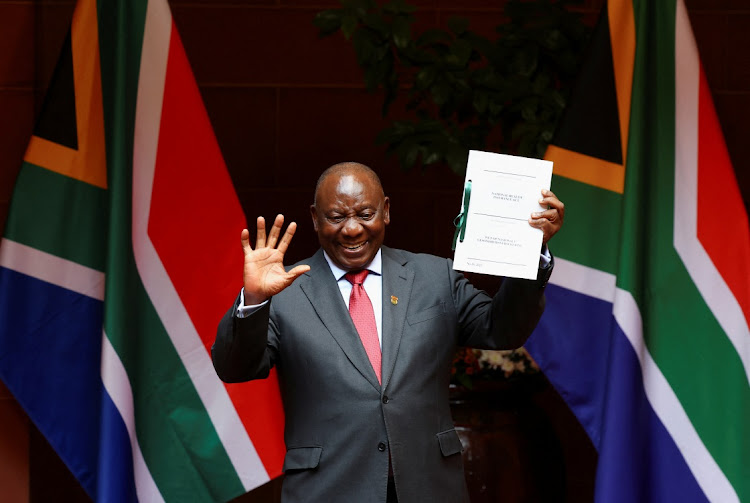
345, 270, 369, 286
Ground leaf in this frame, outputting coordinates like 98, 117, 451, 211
447, 16, 470, 35
341, 14, 360, 39
403, 144, 421, 170
383, 0, 417, 15
423, 150, 441, 165
445, 39, 472, 68
417, 29, 452, 46
313, 10, 344, 36
472, 91, 488, 114
430, 79, 451, 106
362, 12, 390, 35
457, 373, 474, 389
444, 143, 469, 174
392, 16, 412, 50
415, 65, 438, 90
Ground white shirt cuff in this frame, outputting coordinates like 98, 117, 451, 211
236, 288, 269, 318
540, 245, 552, 269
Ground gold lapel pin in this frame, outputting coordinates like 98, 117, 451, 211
391, 295, 398, 305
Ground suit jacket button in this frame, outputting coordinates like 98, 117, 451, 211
378, 442, 386, 452
382, 395, 389, 404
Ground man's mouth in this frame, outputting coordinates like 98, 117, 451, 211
341, 242, 367, 252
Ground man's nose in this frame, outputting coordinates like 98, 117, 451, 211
341, 217, 363, 236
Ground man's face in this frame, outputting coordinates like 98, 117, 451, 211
310, 171, 390, 271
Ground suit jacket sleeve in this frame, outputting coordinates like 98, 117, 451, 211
454, 254, 553, 350
212, 294, 279, 383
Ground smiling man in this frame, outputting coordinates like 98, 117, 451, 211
311, 163, 390, 272
212, 161, 564, 503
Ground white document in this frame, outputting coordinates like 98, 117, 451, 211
453, 150, 553, 280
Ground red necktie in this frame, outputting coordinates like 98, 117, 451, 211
345, 270, 381, 384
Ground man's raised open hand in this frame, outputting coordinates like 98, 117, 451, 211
242, 214, 310, 305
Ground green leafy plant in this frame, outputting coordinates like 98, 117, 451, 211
314, 0, 591, 174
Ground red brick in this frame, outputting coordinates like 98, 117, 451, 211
725, 14, 750, 91
201, 86, 278, 190
234, 187, 320, 264
685, 0, 750, 12
436, 0, 505, 10
714, 92, 750, 211
0, 202, 8, 238
0, 3, 35, 87
688, 12, 727, 90
0, 379, 10, 399
436, 8, 506, 40
279, 0, 437, 8
276, 87, 396, 189
170, 0, 275, 5
0, 90, 34, 200
385, 188, 444, 255
0, 397, 29, 503
172, 6, 364, 86
277, 87, 466, 192
35, 3, 75, 94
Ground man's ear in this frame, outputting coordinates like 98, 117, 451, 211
310, 204, 319, 231
383, 197, 391, 225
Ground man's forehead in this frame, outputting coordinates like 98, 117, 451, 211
334, 173, 363, 193
317, 170, 382, 200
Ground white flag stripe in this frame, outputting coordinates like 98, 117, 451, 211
551, 261, 738, 502
131, 0, 269, 490
612, 290, 739, 503
101, 332, 165, 503
549, 257, 616, 303
0, 238, 104, 301
672, 0, 750, 385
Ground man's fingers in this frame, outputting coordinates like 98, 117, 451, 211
277, 221, 297, 254
241, 228, 252, 254
287, 264, 311, 279
255, 216, 267, 248
533, 208, 560, 222
540, 189, 565, 219
267, 214, 284, 248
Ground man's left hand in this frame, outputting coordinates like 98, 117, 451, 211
529, 189, 564, 244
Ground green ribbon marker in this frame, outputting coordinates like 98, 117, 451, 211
452, 180, 472, 251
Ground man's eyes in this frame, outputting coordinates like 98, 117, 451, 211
326, 212, 375, 223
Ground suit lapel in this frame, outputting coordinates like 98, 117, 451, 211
380, 247, 414, 391
299, 249, 382, 391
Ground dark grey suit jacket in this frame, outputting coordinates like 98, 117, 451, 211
212, 246, 551, 502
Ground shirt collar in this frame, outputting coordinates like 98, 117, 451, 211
323, 248, 383, 281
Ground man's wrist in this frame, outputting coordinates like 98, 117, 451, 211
237, 288, 269, 318
242, 288, 268, 306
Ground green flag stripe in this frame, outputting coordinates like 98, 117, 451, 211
3, 162, 107, 271
94, 1, 244, 499
622, 0, 749, 497
551, 174, 622, 275
105, 266, 244, 501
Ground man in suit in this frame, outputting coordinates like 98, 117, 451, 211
212, 162, 564, 502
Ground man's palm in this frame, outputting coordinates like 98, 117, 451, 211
241, 215, 309, 305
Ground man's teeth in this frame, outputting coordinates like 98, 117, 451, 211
344, 243, 366, 250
